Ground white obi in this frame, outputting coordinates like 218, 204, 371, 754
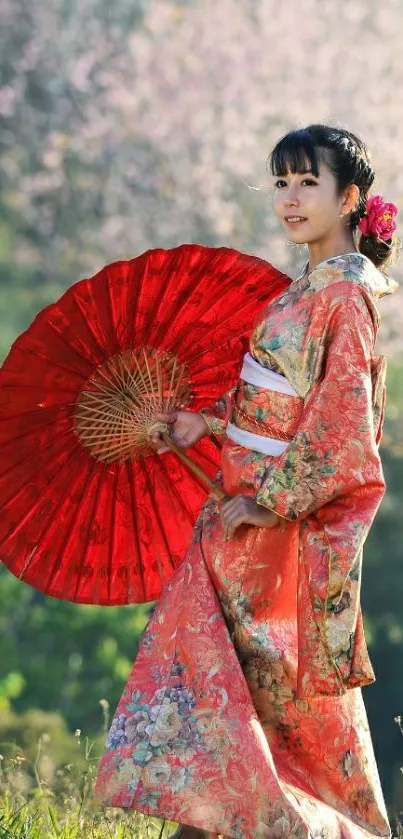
226, 352, 298, 456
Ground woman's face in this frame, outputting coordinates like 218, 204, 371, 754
271, 155, 353, 245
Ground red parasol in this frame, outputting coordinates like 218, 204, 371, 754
0, 244, 289, 605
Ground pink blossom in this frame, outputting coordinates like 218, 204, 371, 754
358, 194, 398, 241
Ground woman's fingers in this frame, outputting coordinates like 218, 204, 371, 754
156, 411, 178, 424
220, 496, 247, 540
148, 430, 170, 452
225, 521, 240, 540
149, 413, 177, 449
149, 427, 170, 453
224, 523, 233, 541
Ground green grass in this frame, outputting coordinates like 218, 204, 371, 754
2, 718, 403, 838
0, 728, 176, 838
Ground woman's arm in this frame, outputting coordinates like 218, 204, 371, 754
250, 282, 387, 696
253, 285, 386, 525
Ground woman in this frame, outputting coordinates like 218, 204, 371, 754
95, 124, 400, 839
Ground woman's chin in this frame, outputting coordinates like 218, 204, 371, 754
282, 224, 310, 243
285, 233, 309, 245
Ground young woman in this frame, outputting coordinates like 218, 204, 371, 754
95, 124, 399, 839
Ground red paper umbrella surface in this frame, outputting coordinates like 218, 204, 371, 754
0, 244, 290, 605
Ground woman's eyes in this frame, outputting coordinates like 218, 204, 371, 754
274, 179, 317, 188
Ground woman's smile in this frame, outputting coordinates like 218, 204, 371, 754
283, 215, 308, 225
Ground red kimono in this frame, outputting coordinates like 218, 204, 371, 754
95, 252, 397, 839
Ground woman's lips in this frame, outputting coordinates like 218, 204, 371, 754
284, 217, 307, 226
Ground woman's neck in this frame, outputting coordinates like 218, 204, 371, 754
307, 236, 359, 273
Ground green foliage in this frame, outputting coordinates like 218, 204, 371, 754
0, 571, 151, 735
382, 356, 403, 456
0, 724, 175, 838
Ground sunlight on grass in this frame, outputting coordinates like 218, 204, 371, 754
1, 710, 403, 837
0, 708, 176, 839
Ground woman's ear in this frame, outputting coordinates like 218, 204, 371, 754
340, 183, 360, 217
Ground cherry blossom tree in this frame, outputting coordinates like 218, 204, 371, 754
0, 0, 402, 349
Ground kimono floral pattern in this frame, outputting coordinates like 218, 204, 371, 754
95, 252, 395, 839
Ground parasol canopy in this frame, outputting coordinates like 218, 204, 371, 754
0, 244, 290, 605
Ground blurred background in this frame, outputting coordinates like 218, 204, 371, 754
0, 0, 403, 822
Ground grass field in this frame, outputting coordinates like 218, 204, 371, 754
1, 724, 402, 838
0, 729, 176, 838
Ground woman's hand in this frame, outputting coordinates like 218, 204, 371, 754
150, 410, 210, 453
220, 495, 281, 540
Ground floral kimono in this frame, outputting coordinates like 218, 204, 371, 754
95, 252, 397, 839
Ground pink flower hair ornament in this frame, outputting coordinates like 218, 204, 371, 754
358, 193, 398, 241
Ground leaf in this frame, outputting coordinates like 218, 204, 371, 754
47, 805, 61, 837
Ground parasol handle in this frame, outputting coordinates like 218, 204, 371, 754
161, 432, 226, 501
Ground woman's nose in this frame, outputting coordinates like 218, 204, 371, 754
284, 190, 300, 206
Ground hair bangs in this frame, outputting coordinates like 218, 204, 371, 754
268, 129, 320, 178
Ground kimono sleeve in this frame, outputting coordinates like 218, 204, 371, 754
254, 287, 386, 522
199, 387, 236, 441
253, 285, 387, 697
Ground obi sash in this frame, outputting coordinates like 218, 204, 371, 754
226, 353, 300, 456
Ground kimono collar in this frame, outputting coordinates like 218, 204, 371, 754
299, 251, 399, 300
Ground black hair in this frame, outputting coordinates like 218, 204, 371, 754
268, 124, 400, 271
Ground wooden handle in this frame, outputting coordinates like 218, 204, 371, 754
161, 432, 226, 501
